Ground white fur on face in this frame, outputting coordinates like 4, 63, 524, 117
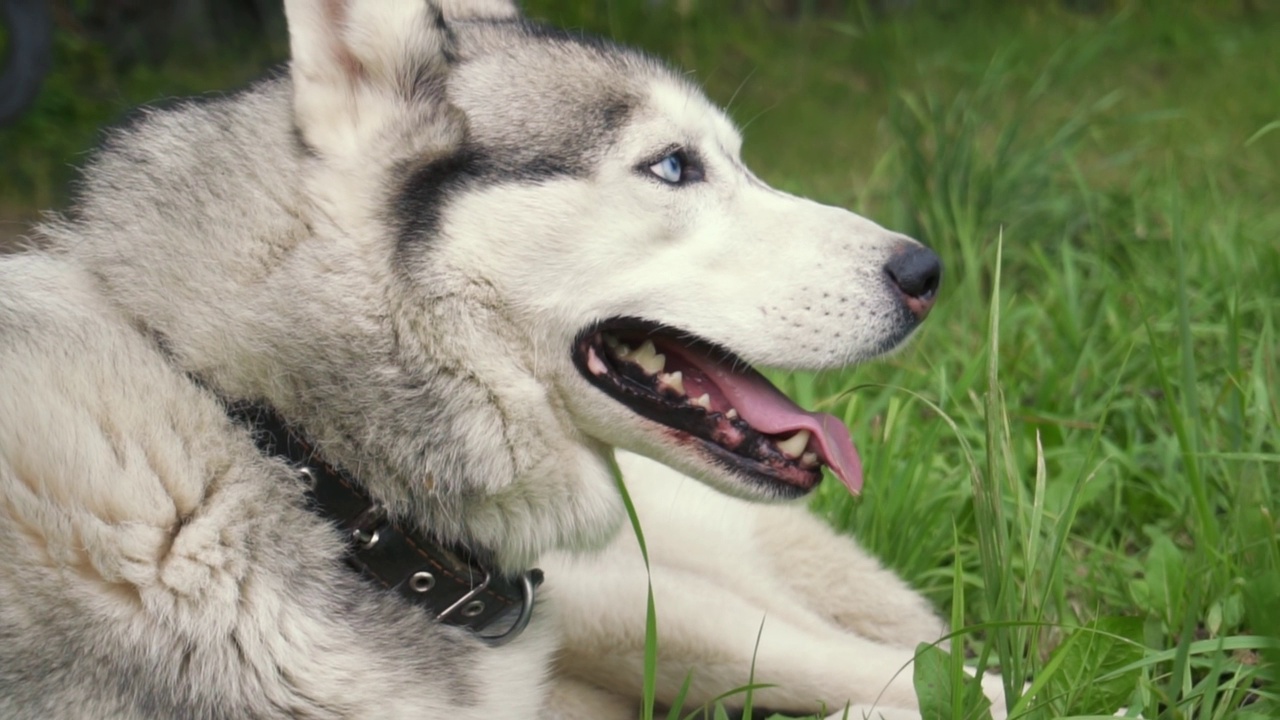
436, 75, 922, 499
444, 76, 915, 366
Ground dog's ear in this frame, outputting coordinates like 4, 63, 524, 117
284, 0, 517, 157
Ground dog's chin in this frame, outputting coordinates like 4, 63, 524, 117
568, 317, 867, 500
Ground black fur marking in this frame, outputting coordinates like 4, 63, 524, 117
393, 147, 485, 251
392, 19, 642, 254
393, 145, 591, 253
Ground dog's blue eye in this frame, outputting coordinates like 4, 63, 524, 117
649, 153, 684, 184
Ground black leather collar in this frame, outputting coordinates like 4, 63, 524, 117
227, 403, 542, 646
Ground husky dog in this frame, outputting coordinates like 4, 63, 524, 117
0, 1, 1001, 718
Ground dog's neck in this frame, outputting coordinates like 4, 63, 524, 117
227, 402, 542, 645
218, 272, 628, 571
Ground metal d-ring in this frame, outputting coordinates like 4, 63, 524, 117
478, 571, 539, 648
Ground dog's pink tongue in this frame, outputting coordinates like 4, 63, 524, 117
693, 361, 864, 495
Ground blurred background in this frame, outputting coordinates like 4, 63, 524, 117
2, 1, 1275, 226
1, 1, 1277, 716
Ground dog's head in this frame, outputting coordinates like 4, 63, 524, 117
293, 0, 943, 555
61, 0, 939, 567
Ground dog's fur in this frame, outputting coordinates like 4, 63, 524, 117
0, 1, 1002, 717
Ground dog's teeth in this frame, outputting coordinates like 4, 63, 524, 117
691, 393, 711, 410
725, 408, 738, 420
800, 451, 820, 468
586, 347, 609, 376
631, 340, 665, 375
776, 429, 811, 459
603, 334, 620, 349
658, 371, 685, 396
615, 343, 633, 359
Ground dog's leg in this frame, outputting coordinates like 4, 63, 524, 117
550, 525, 1010, 720
549, 544, 926, 715
750, 503, 1010, 718
750, 503, 947, 649
612, 451, 948, 649
548, 453, 1008, 718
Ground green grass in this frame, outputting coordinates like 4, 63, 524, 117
3, 1, 1277, 717
0, 24, 283, 216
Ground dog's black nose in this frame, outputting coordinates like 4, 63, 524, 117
884, 243, 942, 320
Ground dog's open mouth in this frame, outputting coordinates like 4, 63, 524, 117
572, 319, 863, 496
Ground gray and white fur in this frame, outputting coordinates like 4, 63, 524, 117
0, 1, 1004, 718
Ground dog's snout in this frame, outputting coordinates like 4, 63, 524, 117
884, 243, 942, 320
